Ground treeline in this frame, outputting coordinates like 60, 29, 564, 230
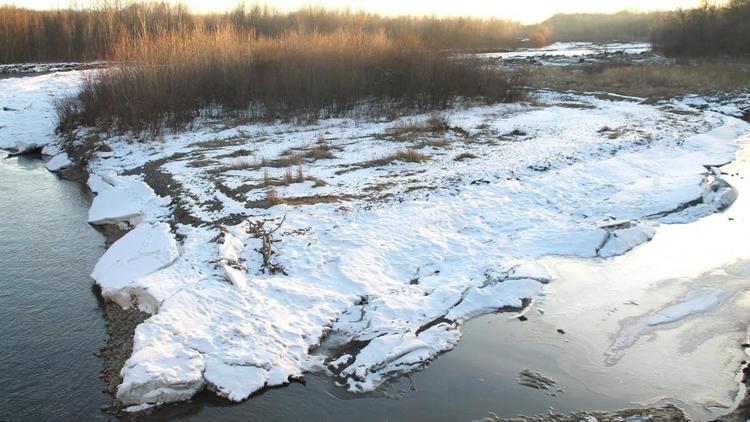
533, 11, 665, 45
0, 3, 521, 63
0, 3, 193, 63
652, 0, 750, 57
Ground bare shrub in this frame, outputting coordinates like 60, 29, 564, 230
248, 215, 287, 275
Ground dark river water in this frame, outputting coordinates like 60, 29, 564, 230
0, 151, 709, 421
0, 152, 109, 421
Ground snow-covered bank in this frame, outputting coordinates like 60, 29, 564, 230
0, 71, 86, 153
4, 69, 750, 408
82, 101, 747, 405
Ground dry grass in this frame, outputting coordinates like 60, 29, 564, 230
225, 155, 256, 170
305, 143, 336, 160
310, 176, 328, 187
454, 152, 478, 161
256, 165, 325, 188
387, 113, 450, 140
368, 149, 431, 167
58, 28, 521, 134
266, 186, 285, 205
524, 62, 750, 98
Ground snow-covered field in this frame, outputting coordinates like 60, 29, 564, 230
1, 69, 749, 409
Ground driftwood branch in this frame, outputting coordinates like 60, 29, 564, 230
249, 214, 288, 275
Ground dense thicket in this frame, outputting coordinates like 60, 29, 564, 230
652, 0, 750, 57
0, 3, 521, 63
57, 29, 522, 133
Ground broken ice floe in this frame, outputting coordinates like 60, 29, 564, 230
45, 152, 72, 172
87, 172, 170, 225
90, 222, 179, 309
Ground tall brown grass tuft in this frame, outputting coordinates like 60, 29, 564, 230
58, 28, 523, 133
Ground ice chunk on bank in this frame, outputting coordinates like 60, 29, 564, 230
203, 356, 268, 401
41, 143, 60, 156
446, 279, 542, 322
117, 342, 205, 405
339, 323, 461, 392
45, 152, 72, 172
598, 224, 656, 258
90, 223, 179, 308
88, 173, 169, 225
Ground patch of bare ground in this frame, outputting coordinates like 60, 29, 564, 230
223, 142, 340, 173
215, 148, 255, 159
187, 134, 260, 149
99, 302, 149, 412
122, 153, 209, 227
216, 177, 349, 210
523, 62, 750, 98
479, 404, 691, 422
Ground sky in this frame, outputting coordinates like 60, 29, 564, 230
1, 0, 707, 23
